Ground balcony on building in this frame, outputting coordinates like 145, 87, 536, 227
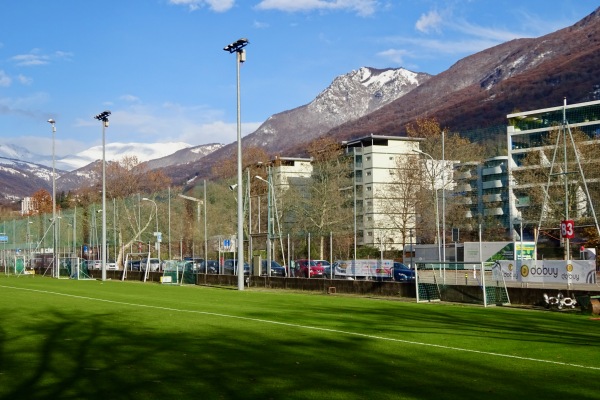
454, 183, 473, 193
482, 193, 503, 203
484, 207, 505, 216
482, 180, 504, 190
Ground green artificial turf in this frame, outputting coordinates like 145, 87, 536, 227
0, 275, 598, 400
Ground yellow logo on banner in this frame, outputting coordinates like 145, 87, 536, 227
566, 264, 573, 272
520, 265, 529, 277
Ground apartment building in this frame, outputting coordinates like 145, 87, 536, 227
507, 99, 600, 239
343, 135, 423, 250
452, 156, 510, 231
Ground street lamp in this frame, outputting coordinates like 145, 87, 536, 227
94, 110, 110, 281
142, 198, 160, 261
47, 118, 57, 278
224, 37, 249, 291
413, 149, 441, 262
178, 192, 207, 266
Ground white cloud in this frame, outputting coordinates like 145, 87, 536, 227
10, 49, 73, 67
0, 71, 11, 87
74, 99, 259, 146
416, 10, 442, 34
120, 94, 141, 103
253, 20, 270, 29
389, 37, 499, 56
377, 49, 411, 65
450, 20, 525, 42
255, 0, 378, 17
11, 53, 48, 67
168, 0, 234, 12
17, 74, 33, 85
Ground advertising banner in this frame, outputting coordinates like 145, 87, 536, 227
332, 259, 393, 279
495, 260, 596, 284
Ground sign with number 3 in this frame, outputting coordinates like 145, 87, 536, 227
561, 220, 575, 239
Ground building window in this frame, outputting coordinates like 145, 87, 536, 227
366, 186, 372, 191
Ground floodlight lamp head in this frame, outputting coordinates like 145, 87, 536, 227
223, 38, 249, 53
47, 118, 55, 124
94, 110, 111, 125
229, 184, 238, 191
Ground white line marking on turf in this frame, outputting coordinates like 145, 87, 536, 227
3, 284, 599, 371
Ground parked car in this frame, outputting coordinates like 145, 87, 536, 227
184, 257, 204, 273
127, 259, 142, 271
200, 259, 219, 274
141, 258, 161, 272
106, 262, 118, 270
259, 260, 287, 277
294, 259, 325, 278
313, 259, 331, 276
223, 259, 250, 275
86, 259, 102, 270
393, 262, 415, 282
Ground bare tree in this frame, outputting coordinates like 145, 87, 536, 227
376, 154, 422, 252
284, 138, 353, 259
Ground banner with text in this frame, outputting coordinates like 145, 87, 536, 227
494, 260, 596, 284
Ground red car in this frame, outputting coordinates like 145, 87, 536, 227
294, 259, 325, 278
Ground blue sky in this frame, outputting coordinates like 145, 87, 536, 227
0, 0, 595, 158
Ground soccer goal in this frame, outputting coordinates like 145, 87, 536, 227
161, 260, 180, 285
160, 260, 196, 286
415, 263, 442, 302
14, 255, 34, 277
64, 257, 94, 280
415, 261, 510, 307
122, 252, 151, 281
483, 262, 511, 306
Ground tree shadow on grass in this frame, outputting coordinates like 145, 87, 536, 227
0, 304, 599, 400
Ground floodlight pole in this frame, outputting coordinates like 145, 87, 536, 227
224, 38, 249, 291
47, 118, 57, 278
94, 110, 111, 281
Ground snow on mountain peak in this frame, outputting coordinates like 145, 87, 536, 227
56, 141, 192, 171
356, 67, 419, 87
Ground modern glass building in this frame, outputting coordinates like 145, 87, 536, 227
507, 99, 600, 240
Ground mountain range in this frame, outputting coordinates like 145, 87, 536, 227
1, 6, 599, 205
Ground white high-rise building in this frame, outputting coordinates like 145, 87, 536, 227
343, 135, 423, 250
